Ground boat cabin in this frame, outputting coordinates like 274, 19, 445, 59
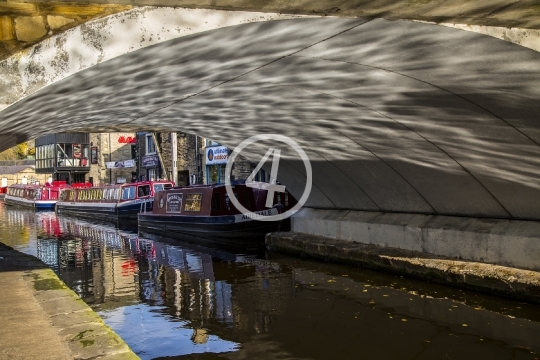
7, 181, 69, 201
60, 181, 173, 203
151, 184, 297, 216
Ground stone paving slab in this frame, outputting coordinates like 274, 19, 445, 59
266, 231, 540, 304
0, 242, 140, 360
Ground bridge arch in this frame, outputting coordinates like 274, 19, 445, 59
2, 9, 540, 229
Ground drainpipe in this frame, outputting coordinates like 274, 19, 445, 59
109, 132, 112, 185
172, 132, 178, 186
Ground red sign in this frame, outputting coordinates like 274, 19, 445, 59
118, 136, 137, 144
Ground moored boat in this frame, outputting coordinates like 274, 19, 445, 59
4, 181, 70, 210
56, 180, 174, 222
138, 183, 297, 241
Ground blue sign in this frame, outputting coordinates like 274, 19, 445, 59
142, 154, 159, 167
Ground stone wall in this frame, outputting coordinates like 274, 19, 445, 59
0, 1, 130, 60
2, 0, 540, 62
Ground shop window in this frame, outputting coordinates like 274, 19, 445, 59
184, 193, 202, 212
147, 168, 157, 181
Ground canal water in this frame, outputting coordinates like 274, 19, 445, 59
1, 202, 539, 360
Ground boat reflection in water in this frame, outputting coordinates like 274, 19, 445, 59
32, 211, 293, 358
2, 203, 540, 360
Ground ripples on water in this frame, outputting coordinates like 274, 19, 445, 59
0, 201, 539, 360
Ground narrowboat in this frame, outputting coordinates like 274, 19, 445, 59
138, 183, 297, 241
56, 180, 174, 222
4, 181, 70, 210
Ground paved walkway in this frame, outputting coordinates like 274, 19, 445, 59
0, 243, 139, 360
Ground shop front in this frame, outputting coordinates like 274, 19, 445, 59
35, 133, 91, 184
205, 145, 228, 184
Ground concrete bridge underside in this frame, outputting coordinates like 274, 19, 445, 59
2, 11, 540, 269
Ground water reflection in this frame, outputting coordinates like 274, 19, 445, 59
1, 202, 539, 360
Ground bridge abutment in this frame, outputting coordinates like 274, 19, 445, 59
288, 208, 540, 272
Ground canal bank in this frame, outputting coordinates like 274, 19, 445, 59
266, 232, 540, 304
0, 242, 139, 360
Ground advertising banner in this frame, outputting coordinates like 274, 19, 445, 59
106, 159, 136, 169
206, 146, 228, 165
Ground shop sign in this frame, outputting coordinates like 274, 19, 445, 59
206, 146, 228, 165
142, 154, 159, 167
118, 136, 137, 144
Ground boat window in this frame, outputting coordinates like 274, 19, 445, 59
184, 193, 202, 212
211, 193, 221, 212
240, 191, 253, 210
122, 186, 136, 200
153, 184, 163, 192
284, 191, 289, 207
138, 185, 151, 197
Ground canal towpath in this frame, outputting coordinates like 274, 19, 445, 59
0, 242, 139, 360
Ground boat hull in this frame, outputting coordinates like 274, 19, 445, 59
4, 195, 56, 210
56, 198, 153, 223
138, 212, 285, 241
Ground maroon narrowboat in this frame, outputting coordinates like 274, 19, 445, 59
138, 183, 297, 241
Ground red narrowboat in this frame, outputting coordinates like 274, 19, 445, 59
56, 180, 174, 222
4, 181, 70, 210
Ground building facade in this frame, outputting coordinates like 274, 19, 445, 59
146, 132, 255, 186
0, 165, 52, 187
34, 132, 137, 185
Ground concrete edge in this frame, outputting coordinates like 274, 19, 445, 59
0, 243, 140, 360
266, 231, 540, 304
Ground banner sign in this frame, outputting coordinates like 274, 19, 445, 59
142, 154, 159, 167
206, 146, 228, 165
106, 159, 135, 169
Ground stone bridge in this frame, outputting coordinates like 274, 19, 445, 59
1, 2, 540, 270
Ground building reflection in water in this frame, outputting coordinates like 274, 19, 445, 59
5, 203, 539, 359
4, 206, 293, 357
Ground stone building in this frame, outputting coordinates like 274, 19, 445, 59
87, 132, 137, 185
144, 132, 254, 186
0, 164, 51, 186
